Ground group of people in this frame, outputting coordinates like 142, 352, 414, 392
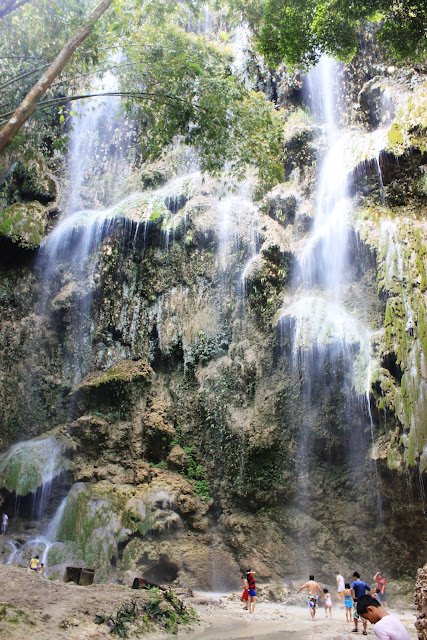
297, 571, 410, 639
29, 554, 47, 578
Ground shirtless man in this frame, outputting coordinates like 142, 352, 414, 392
297, 575, 324, 620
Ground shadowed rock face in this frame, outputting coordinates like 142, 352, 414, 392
0, 40, 426, 589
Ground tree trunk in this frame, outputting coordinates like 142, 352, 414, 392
0, 0, 114, 154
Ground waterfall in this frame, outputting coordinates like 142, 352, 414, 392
278, 56, 386, 563
0, 437, 67, 523
240, 204, 260, 295
0, 437, 71, 571
6, 493, 69, 569
65, 68, 123, 214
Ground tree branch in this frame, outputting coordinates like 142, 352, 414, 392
0, 0, 114, 153
0, 91, 210, 124
0, 64, 49, 92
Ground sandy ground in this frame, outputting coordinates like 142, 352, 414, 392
0, 565, 419, 640
182, 593, 419, 640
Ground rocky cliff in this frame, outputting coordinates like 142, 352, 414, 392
0, 37, 426, 589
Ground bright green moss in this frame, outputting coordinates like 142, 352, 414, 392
388, 122, 404, 149
0, 201, 47, 247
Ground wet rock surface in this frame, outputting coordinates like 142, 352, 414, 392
0, 34, 426, 594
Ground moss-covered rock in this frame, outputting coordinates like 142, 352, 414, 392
0, 201, 50, 248
354, 209, 427, 471
386, 81, 427, 155
77, 359, 152, 389
0, 435, 71, 496
52, 475, 213, 584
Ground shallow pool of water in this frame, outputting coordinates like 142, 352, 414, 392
182, 616, 309, 640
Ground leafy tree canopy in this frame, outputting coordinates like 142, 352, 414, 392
118, 20, 284, 189
229, 0, 427, 68
0, 0, 285, 195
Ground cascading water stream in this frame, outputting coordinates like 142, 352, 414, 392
0, 437, 67, 523
283, 56, 386, 548
298, 57, 351, 294
6, 494, 69, 567
240, 205, 260, 295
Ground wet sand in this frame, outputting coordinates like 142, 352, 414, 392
181, 598, 419, 640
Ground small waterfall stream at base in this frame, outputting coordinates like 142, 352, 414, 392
6, 494, 69, 567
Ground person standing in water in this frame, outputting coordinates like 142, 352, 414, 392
297, 575, 324, 620
344, 583, 354, 623
240, 574, 249, 610
246, 569, 257, 614
351, 571, 371, 635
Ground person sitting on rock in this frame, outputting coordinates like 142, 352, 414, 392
30, 555, 40, 571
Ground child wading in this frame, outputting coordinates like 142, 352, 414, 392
323, 588, 333, 618
344, 583, 353, 623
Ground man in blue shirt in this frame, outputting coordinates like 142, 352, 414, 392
351, 571, 372, 634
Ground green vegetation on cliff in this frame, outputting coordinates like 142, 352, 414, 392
232, 0, 427, 67
0, 0, 285, 196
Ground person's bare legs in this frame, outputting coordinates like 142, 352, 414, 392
352, 612, 358, 632
251, 595, 257, 614
248, 594, 257, 614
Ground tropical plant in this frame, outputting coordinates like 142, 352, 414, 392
229, 0, 427, 68
0, 0, 285, 194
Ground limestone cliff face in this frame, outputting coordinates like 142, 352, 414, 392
0, 43, 426, 588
